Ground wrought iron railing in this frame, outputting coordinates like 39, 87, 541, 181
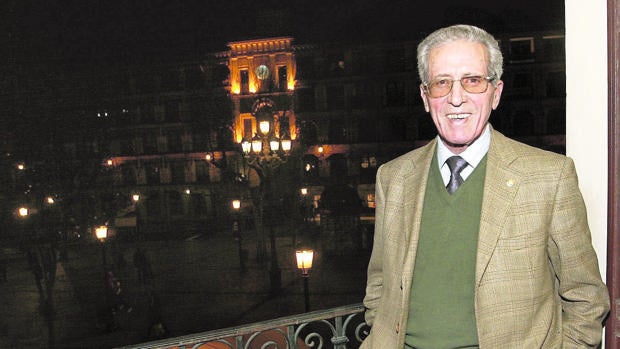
117, 303, 369, 349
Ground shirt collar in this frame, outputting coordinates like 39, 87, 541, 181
437, 124, 491, 168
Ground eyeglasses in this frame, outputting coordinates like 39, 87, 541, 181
423, 76, 495, 98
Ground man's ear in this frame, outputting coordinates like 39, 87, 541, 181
420, 84, 430, 112
491, 80, 504, 110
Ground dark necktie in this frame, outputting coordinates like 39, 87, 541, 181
445, 156, 468, 194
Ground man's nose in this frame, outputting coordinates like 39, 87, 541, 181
448, 81, 467, 106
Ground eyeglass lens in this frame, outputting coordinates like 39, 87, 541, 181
427, 76, 490, 98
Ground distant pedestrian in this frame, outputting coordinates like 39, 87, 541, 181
133, 247, 152, 284
105, 270, 132, 313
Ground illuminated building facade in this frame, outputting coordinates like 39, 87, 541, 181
2, 29, 565, 239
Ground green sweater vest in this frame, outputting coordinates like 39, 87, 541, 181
405, 155, 487, 349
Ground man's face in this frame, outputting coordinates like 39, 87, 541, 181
420, 40, 503, 154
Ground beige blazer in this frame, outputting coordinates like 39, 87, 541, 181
361, 129, 609, 348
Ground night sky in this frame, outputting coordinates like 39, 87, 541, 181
2, 0, 564, 65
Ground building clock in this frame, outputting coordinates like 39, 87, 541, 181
255, 64, 270, 80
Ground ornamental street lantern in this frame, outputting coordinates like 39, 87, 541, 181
296, 249, 315, 312
231, 199, 245, 272
296, 250, 314, 276
18, 207, 29, 217
95, 225, 108, 241
95, 225, 109, 272
232, 199, 241, 210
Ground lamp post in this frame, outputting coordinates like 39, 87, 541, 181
238, 111, 293, 295
296, 249, 314, 312
300, 187, 311, 223
232, 199, 246, 272
95, 225, 108, 272
132, 193, 141, 238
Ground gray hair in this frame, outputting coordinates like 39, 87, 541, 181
417, 24, 503, 85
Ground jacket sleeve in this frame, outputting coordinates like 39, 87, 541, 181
547, 157, 610, 347
363, 165, 387, 326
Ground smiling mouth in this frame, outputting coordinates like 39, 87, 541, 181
446, 113, 470, 120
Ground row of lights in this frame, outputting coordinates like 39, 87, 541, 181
241, 117, 292, 157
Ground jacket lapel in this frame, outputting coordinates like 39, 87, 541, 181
400, 140, 437, 287
475, 130, 522, 286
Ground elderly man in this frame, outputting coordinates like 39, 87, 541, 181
361, 24, 609, 348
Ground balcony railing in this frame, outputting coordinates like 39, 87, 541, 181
118, 303, 369, 349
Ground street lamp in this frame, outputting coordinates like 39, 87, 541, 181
240, 111, 292, 167
232, 199, 245, 272
236, 111, 294, 295
132, 194, 141, 237
18, 207, 29, 217
296, 249, 314, 312
95, 225, 108, 272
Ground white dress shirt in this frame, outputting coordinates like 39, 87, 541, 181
437, 124, 491, 186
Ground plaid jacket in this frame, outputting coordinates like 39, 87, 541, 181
361, 129, 609, 348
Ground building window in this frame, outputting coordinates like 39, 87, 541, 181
189, 194, 207, 217
165, 101, 179, 122
326, 85, 344, 110
162, 68, 180, 91
296, 88, 316, 112
384, 81, 405, 107
351, 83, 374, 109
184, 161, 197, 183
168, 132, 182, 153
302, 155, 320, 180
509, 37, 535, 62
147, 164, 160, 184
121, 165, 136, 185
359, 115, 381, 142
328, 118, 345, 143
185, 66, 204, 90
542, 35, 565, 61
328, 153, 348, 178
546, 71, 566, 97
352, 49, 374, 75
157, 135, 168, 153
277, 65, 287, 91
144, 134, 157, 154
367, 193, 376, 208
146, 191, 162, 218
511, 72, 533, 96
295, 56, 314, 79
154, 104, 165, 122
546, 107, 566, 135
360, 155, 378, 183
327, 51, 345, 77
240, 70, 249, 94
299, 120, 318, 146
133, 137, 144, 155
181, 133, 193, 152
243, 118, 253, 140
167, 191, 183, 216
